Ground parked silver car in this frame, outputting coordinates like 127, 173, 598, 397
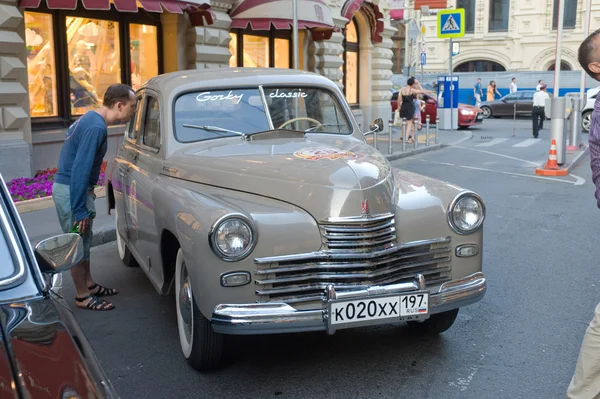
105, 68, 487, 371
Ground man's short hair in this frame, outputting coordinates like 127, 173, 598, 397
103, 84, 134, 108
578, 28, 600, 78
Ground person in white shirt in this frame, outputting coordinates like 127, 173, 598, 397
509, 78, 518, 93
532, 84, 550, 138
536, 80, 543, 91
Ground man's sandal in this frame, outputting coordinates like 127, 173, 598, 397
75, 295, 115, 311
88, 283, 119, 297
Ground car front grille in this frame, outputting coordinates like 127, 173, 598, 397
254, 214, 452, 305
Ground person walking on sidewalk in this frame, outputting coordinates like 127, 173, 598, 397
532, 84, 550, 138
474, 78, 483, 106
566, 28, 600, 399
509, 77, 518, 94
52, 84, 137, 312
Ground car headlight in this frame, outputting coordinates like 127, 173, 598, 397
460, 109, 475, 116
447, 192, 485, 235
209, 214, 257, 261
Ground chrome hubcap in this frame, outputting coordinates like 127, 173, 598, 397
583, 114, 591, 131
482, 108, 490, 118
178, 265, 193, 335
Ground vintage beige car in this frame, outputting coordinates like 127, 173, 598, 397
105, 68, 487, 371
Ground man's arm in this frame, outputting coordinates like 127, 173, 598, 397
70, 127, 103, 221
588, 108, 600, 208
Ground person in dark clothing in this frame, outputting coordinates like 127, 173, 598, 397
532, 84, 550, 138
52, 84, 137, 311
397, 77, 430, 142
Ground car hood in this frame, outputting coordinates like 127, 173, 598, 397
459, 103, 482, 112
163, 134, 461, 220
0, 297, 116, 399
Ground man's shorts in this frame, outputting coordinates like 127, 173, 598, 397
52, 182, 96, 261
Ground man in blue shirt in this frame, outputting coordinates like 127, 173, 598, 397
53, 84, 137, 311
473, 78, 483, 106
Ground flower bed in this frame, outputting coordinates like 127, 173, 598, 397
7, 161, 107, 203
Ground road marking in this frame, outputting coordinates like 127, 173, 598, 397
475, 138, 509, 147
513, 138, 541, 147
419, 159, 585, 185
452, 145, 541, 166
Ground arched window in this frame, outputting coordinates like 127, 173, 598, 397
342, 17, 359, 105
454, 60, 506, 72
547, 62, 572, 71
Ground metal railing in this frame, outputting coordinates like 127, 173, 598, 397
374, 116, 439, 154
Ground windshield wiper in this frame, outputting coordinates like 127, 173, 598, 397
182, 124, 247, 139
304, 123, 345, 133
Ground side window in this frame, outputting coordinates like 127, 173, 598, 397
143, 96, 160, 149
127, 94, 144, 141
505, 94, 518, 101
520, 92, 534, 100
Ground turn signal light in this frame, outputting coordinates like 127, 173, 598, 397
455, 244, 479, 258
221, 271, 251, 287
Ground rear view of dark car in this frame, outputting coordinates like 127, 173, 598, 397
0, 174, 118, 398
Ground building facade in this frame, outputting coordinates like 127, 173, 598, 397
0, 0, 397, 180
406, 0, 600, 73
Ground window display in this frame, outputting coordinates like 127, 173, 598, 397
229, 31, 291, 69
343, 18, 359, 105
242, 35, 269, 67
130, 24, 159, 91
229, 33, 238, 67
67, 17, 121, 115
274, 38, 289, 69
25, 12, 58, 117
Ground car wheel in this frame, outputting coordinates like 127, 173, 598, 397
175, 248, 224, 371
481, 106, 492, 119
582, 110, 592, 133
115, 207, 138, 267
406, 309, 459, 335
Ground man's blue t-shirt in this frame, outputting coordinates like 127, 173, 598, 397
474, 83, 482, 95
54, 111, 107, 221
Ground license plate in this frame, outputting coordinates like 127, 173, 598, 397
328, 293, 429, 329
476, 114, 483, 120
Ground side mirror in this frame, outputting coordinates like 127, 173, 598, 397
367, 118, 384, 134
35, 233, 83, 275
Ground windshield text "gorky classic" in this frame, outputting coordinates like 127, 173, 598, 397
268, 89, 308, 99
196, 91, 244, 104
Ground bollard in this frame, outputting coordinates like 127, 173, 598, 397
373, 125, 378, 150
401, 118, 407, 152
414, 118, 419, 149
549, 97, 567, 165
567, 98, 582, 151
435, 117, 439, 144
388, 119, 393, 154
426, 115, 430, 146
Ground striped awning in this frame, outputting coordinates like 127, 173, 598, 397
230, 0, 334, 30
19, 0, 211, 14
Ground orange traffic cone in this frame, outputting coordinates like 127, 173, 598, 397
544, 139, 559, 170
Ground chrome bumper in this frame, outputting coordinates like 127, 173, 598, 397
211, 272, 486, 335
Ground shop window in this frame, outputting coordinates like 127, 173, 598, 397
25, 12, 58, 117
130, 24, 159, 91
342, 18, 359, 105
67, 18, 121, 115
229, 30, 291, 68
553, 0, 577, 30
454, 60, 506, 72
24, 9, 161, 128
489, 0, 509, 32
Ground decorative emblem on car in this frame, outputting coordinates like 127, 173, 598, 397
293, 147, 356, 161
361, 199, 369, 216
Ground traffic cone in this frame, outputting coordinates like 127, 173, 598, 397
545, 140, 559, 170
535, 139, 568, 176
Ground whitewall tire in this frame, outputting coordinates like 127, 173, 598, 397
174, 248, 224, 370
114, 207, 137, 267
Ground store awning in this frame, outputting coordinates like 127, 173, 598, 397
230, 0, 334, 30
341, 0, 383, 43
18, 0, 212, 15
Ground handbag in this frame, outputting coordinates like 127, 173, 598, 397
393, 108, 401, 126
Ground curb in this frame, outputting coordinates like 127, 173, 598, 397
16, 186, 107, 214
384, 143, 448, 161
535, 145, 589, 176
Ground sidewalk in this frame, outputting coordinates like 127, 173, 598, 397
22, 128, 468, 249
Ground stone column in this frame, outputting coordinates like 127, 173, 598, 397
0, 0, 32, 180
371, 25, 396, 123
187, 0, 236, 69
307, 16, 347, 91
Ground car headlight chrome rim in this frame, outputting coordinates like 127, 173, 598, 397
447, 191, 486, 235
209, 214, 257, 262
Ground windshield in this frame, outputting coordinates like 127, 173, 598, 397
174, 87, 352, 143
0, 190, 25, 287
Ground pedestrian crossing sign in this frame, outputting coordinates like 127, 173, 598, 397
437, 9, 465, 38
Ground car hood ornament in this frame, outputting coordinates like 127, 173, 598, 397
361, 199, 369, 216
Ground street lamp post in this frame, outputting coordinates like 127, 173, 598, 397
553, 0, 565, 95
580, 0, 593, 102
293, 0, 299, 69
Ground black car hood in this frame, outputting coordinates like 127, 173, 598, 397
0, 296, 116, 398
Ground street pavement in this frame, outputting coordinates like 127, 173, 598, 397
24, 117, 598, 399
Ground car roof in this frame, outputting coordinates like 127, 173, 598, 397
139, 68, 340, 96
